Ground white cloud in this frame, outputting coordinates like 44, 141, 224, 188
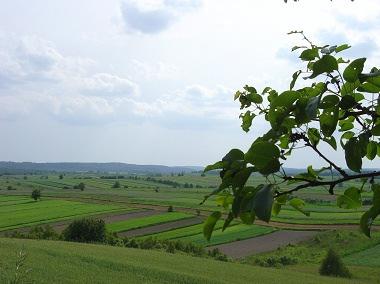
0, 34, 140, 124
120, 0, 201, 34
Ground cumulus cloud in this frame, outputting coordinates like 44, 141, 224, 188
0, 33, 237, 129
120, 0, 201, 34
0, 34, 139, 124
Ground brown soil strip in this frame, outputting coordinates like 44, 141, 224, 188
209, 230, 318, 259
118, 217, 203, 238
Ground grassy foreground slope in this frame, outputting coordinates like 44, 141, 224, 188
0, 238, 351, 284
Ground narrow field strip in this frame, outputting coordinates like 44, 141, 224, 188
0, 196, 123, 231
107, 212, 194, 233
210, 230, 318, 258
181, 224, 275, 246
119, 217, 203, 237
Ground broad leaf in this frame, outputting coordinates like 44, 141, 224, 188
245, 142, 280, 175
251, 184, 274, 222
309, 55, 338, 79
203, 211, 221, 241
343, 58, 366, 83
345, 138, 362, 172
337, 187, 362, 209
289, 198, 310, 216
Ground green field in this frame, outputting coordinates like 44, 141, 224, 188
142, 222, 275, 246
0, 195, 124, 231
343, 244, 380, 267
106, 212, 193, 233
0, 238, 352, 284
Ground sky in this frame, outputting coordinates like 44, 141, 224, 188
0, 0, 380, 167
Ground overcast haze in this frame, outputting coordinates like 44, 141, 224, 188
0, 0, 379, 167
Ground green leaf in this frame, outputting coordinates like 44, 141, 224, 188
289, 198, 310, 216
305, 96, 320, 119
290, 70, 301, 90
240, 212, 256, 224
204, 161, 224, 172
251, 184, 273, 222
232, 167, 255, 189
323, 136, 337, 150
245, 142, 280, 175
335, 44, 351, 53
247, 93, 263, 104
319, 95, 339, 109
222, 212, 234, 232
361, 208, 379, 237
367, 141, 377, 160
337, 187, 362, 209
307, 128, 320, 146
241, 111, 255, 132
343, 58, 366, 83
222, 149, 244, 163
358, 82, 380, 93
309, 55, 338, 79
203, 211, 221, 241
339, 95, 356, 109
272, 194, 288, 216
272, 91, 301, 108
341, 80, 360, 96
299, 48, 319, 61
345, 138, 362, 173
320, 108, 339, 137
372, 125, 380, 136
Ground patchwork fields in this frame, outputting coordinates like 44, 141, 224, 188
0, 172, 379, 283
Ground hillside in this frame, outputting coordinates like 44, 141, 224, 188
0, 162, 203, 174
0, 238, 352, 284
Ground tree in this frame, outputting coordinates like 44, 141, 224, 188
112, 181, 120, 188
31, 189, 41, 201
319, 249, 351, 278
62, 218, 106, 243
203, 31, 380, 240
77, 182, 85, 191
59, 174, 64, 179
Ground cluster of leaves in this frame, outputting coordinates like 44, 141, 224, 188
202, 31, 380, 240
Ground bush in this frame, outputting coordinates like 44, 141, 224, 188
167, 205, 174, 212
319, 249, 351, 278
63, 218, 106, 243
112, 181, 120, 188
31, 189, 41, 201
73, 182, 85, 191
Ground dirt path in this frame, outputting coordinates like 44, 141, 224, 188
209, 230, 318, 259
118, 217, 203, 238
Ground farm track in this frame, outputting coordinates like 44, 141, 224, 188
209, 230, 319, 258
118, 217, 203, 237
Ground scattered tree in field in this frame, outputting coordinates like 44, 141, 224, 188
319, 249, 351, 278
59, 174, 64, 179
78, 182, 85, 191
112, 181, 120, 188
167, 205, 174, 212
31, 189, 41, 201
203, 31, 380, 240
62, 218, 106, 243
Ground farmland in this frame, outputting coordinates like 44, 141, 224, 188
0, 172, 379, 283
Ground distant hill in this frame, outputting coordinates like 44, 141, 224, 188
0, 161, 203, 174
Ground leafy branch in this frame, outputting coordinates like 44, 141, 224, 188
202, 33, 380, 240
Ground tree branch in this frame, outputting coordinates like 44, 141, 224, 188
276, 171, 380, 197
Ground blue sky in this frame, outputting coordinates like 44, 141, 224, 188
0, 0, 379, 167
